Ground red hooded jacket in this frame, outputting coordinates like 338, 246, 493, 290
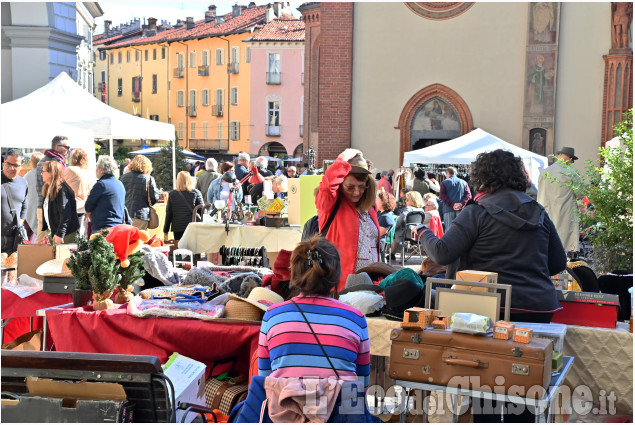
316, 158, 380, 293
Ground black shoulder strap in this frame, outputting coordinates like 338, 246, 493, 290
2, 183, 17, 219
319, 197, 341, 237
291, 299, 341, 379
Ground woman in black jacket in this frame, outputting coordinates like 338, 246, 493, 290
41, 161, 79, 244
163, 171, 203, 241
120, 155, 158, 230
415, 149, 566, 323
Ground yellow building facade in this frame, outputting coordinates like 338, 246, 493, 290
169, 32, 252, 153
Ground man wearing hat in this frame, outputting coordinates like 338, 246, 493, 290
412, 168, 430, 198
537, 147, 580, 253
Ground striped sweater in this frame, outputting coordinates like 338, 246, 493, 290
258, 295, 371, 388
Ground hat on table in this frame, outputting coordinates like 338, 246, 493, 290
229, 287, 284, 312
355, 262, 401, 281
338, 272, 383, 296
36, 258, 73, 278
381, 278, 427, 321
379, 267, 424, 291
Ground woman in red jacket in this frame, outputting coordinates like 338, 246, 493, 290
316, 149, 380, 294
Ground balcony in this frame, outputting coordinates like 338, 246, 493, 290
228, 62, 239, 74
187, 106, 197, 117
299, 124, 304, 138
301, 72, 304, 85
266, 72, 281, 85
188, 138, 229, 151
212, 104, 223, 117
132, 93, 141, 102
265, 125, 281, 137
198, 65, 209, 76
173, 67, 184, 78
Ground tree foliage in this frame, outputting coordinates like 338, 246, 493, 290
114, 146, 131, 164
562, 109, 633, 273
150, 144, 188, 191
87, 231, 121, 296
117, 251, 145, 291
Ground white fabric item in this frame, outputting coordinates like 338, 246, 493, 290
402, 128, 547, 184
220, 182, 231, 201
42, 197, 50, 232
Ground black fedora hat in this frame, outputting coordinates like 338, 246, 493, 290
556, 147, 578, 162
381, 278, 428, 321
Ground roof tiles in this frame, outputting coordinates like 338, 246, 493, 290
97, 6, 269, 50
250, 17, 305, 42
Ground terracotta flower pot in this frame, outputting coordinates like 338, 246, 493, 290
72, 289, 93, 308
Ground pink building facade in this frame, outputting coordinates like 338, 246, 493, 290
248, 18, 305, 158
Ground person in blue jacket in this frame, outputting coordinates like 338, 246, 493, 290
85, 156, 126, 235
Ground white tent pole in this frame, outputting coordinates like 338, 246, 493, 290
172, 139, 176, 189
109, 136, 113, 157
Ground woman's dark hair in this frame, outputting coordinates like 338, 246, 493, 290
470, 149, 527, 193
290, 235, 341, 296
220, 161, 234, 174
377, 191, 396, 212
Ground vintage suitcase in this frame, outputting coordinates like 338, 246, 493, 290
389, 328, 553, 398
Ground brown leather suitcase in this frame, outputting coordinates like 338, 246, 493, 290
389, 328, 553, 398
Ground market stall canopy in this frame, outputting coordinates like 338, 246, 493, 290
0, 114, 96, 171
1, 72, 175, 141
402, 128, 548, 183
128, 147, 204, 160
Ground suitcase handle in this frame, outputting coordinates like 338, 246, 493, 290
443, 357, 488, 368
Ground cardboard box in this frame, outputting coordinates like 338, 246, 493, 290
287, 175, 323, 227
455, 270, 498, 292
1, 377, 132, 422
17, 244, 54, 280
552, 290, 620, 328
162, 352, 206, 423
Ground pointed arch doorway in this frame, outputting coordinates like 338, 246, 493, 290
398, 84, 474, 165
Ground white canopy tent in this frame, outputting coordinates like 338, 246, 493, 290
129, 147, 205, 160
402, 128, 548, 184
0, 116, 95, 170
1, 72, 178, 185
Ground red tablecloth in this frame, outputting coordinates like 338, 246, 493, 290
1, 288, 72, 345
46, 304, 261, 376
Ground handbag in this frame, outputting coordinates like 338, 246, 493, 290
146, 175, 159, 229
205, 374, 249, 415
2, 183, 28, 252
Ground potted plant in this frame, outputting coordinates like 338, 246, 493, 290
67, 236, 94, 307
115, 251, 145, 303
87, 231, 121, 310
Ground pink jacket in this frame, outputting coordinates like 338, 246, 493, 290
265, 376, 342, 423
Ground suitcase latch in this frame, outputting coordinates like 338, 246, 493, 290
512, 363, 530, 376
512, 347, 523, 357
411, 333, 421, 344
403, 348, 420, 360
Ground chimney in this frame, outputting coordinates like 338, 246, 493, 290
273, 2, 281, 17
174, 19, 184, 28
186, 16, 195, 29
232, 4, 242, 18
216, 15, 225, 25
205, 5, 216, 22
104, 20, 112, 34
148, 17, 157, 30
266, 4, 275, 22
248, 2, 256, 8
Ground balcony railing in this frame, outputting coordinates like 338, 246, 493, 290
212, 104, 223, 117
173, 67, 184, 78
266, 72, 281, 85
188, 138, 229, 151
301, 72, 304, 85
198, 65, 209, 76
299, 124, 304, 138
187, 106, 197, 117
265, 125, 281, 137
132, 93, 141, 102
228, 62, 239, 74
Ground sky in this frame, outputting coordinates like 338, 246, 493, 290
95, 1, 302, 33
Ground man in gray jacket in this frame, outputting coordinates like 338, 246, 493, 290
1, 149, 28, 253
196, 158, 220, 204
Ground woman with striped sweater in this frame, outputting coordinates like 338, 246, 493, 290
253, 236, 372, 422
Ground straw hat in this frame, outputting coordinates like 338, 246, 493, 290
229, 287, 284, 312
224, 299, 263, 321
36, 258, 73, 277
